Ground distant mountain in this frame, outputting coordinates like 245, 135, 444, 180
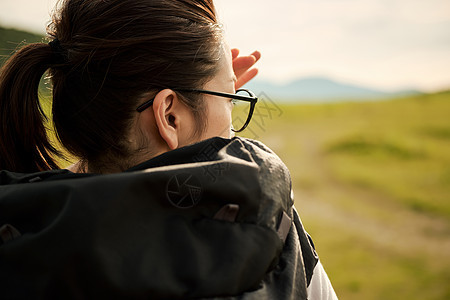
0, 26, 423, 102
244, 77, 421, 102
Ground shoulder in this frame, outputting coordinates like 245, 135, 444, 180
307, 260, 339, 300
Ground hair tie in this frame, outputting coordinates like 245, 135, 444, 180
48, 38, 66, 64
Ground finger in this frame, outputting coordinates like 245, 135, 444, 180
233, 56, 257, 78
250, 50, 261, 63
235, 68, 258, 89
232, 50, 261, 78
231, 48, 239, 60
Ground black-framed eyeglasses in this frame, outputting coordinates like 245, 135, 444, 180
136, 88, 258, 132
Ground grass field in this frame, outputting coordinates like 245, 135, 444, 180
238, 91, 450, 299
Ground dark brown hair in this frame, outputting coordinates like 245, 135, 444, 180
0, 0, 223, 173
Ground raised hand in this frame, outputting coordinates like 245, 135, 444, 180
231, 48, 261, 89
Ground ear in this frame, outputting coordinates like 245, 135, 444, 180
151, 89, 181, 150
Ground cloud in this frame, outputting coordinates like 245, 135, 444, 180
1, 0, 449, 91
0, 0, 57, 33
216, 0, 450, 91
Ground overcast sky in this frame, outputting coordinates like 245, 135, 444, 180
1, 0, 449, 92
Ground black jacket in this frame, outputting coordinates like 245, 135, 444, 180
0, 137, 318, 299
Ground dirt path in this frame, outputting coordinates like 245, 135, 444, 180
292, 131, 450, 262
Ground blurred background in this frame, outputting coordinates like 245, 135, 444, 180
1, 0, 449, 299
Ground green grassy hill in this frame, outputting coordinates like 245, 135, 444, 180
0, 26, 49, 95
0, 26, 44, 65
240, 91, 450, 299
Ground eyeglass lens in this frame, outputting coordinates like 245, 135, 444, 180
231, 90, 253, 132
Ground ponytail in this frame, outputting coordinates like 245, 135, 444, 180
0, 43, 60, 173
2, 0, 223, 173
